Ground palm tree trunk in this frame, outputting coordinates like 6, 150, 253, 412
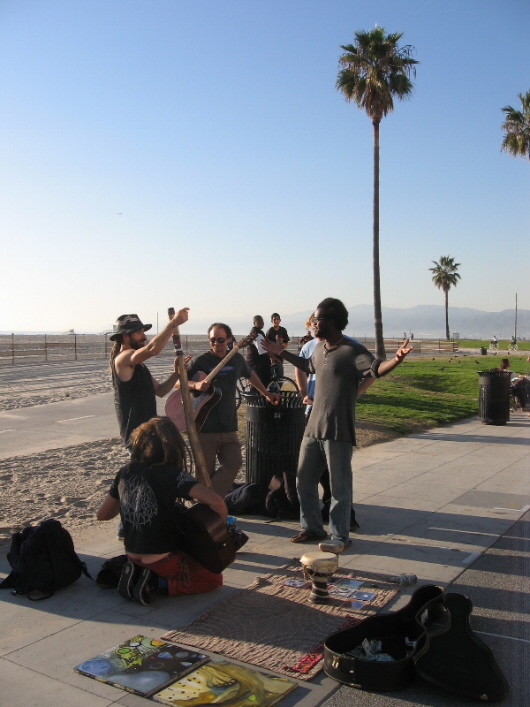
444, 289, 450, 340
373, 120, 386, 359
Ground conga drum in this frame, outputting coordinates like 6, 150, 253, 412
300, 551, 338, 603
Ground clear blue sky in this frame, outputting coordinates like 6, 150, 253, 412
1, 0, 528, 333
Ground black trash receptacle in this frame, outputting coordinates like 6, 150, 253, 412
478, 370, 511, 425
480, 347, 487, 355
245, 390, 305, 491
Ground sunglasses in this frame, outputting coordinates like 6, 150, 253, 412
209, 337, 226, 344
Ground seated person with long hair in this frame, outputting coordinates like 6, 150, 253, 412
97, 416, 227, 603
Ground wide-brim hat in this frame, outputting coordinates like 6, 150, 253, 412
109, 314, 152, 340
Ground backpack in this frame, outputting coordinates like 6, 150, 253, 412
0, 519, 92, 600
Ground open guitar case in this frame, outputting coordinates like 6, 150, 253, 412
324, 584, 509, 701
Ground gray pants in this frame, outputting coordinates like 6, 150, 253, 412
297, 437, 353, 543
198, 431, 242, 498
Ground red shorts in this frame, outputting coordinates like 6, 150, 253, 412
131, 551, 223, 596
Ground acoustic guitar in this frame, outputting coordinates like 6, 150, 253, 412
165, 330, 257, 432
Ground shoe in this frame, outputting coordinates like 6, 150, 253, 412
290, 530, 327, 544
117, 561, 141, 600
341, 539, 353, 552
133, 568, 155, 605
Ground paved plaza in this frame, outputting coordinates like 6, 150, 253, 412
1, 407, 528, 706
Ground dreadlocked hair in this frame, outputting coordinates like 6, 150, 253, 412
130, 416, 187, 471
109, 338, 122, 376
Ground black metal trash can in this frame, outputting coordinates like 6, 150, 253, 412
478, 370, 511, 425
480, 347, 487, 355
245, 390, 306, 491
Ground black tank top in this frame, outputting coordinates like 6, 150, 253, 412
113, 363, 156, 448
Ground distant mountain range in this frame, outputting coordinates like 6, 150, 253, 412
2, 305, 527, 339
278, 305, 527, 340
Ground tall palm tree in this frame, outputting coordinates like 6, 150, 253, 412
337, 28, 418, 359
501, 90, 530, 161
429, 256, 461, 340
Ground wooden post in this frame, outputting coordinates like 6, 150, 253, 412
168, 308, 212, 489
11, 333, 14, 364
44, 334, 48, 362
74, 334, 77, 361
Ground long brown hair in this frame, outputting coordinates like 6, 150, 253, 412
109, 337, 122, 376
130, 416, 187, 470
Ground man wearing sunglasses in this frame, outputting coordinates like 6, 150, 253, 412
187, 323, 280, 496
262, 298, 412, 551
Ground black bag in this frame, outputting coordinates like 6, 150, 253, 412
0, 519, 92, 600
224, 482, 265, 515
95, 554, 128, 588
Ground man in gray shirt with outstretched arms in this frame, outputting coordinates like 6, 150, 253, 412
262, 297, 412, 550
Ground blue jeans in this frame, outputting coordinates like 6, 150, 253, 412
297, 437, 353, 543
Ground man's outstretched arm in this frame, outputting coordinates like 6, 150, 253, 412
261, 338, 309, 372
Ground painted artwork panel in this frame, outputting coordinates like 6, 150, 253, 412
153, 660, 297, 707
74, 635, 209, 696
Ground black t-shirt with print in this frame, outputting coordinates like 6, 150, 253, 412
108, 462, 197, 554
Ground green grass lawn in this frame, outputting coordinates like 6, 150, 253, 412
355, 354, 527, 435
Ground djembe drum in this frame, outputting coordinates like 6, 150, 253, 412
300, 551, 338, 603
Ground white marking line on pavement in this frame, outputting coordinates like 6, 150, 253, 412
0, 429, 14, 434
476, 630, 530, 645
57, 415, 96, 423
494, 507, 526, 512
462, 551, 481, 565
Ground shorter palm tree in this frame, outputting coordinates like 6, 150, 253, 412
429, 256, 461, 340
501, 90, 530, 160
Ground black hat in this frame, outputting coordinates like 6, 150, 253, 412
109, 314, 152, 341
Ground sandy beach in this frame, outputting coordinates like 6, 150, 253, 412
0, 360, 398, 544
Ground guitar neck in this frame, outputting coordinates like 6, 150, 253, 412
203, 340, 245, 384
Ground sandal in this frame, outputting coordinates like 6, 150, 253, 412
290, 530, 327, 544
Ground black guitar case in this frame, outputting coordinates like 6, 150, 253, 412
414, 592, 509, 701
324, 584, 508, 701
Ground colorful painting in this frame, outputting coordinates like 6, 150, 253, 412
74, 635, 209, 696
152, 660, 297, 707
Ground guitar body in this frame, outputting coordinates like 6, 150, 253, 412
176, 503, 236, 574
165, 373, 222, 432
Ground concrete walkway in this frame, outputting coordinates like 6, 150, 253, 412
1, 412, 528, 706
0, 393, 168, 460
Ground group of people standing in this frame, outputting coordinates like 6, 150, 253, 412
97, 300, 412, 602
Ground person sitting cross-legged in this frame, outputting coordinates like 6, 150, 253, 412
97, 416, 227, 604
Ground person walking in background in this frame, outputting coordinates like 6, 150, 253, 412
109, 309, 189, 450
263, 297, 412, 551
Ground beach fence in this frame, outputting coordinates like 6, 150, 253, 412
0, 334, 457, 366
0, 334, 212, 365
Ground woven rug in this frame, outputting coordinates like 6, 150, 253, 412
162, 563, 398, 680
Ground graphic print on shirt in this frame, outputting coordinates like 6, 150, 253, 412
119, 476, 158, 530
